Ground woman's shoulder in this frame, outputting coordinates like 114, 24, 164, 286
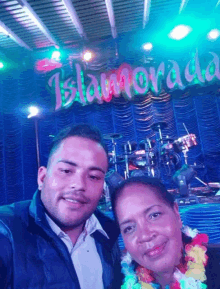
206, 245, 220, 266
206, 245, 220, 288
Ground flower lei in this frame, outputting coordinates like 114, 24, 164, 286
121, 226, 209, 289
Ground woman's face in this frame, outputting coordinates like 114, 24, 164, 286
116, 183, 183, 274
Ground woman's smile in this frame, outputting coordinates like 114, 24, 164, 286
144, 241, 167, 259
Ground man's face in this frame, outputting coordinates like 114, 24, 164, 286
116, 183, 182, 274
38, 136, 108, 230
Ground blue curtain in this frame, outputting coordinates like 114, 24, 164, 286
0, 69, 220, 205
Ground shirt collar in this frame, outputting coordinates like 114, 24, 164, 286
45, 213, 109, 240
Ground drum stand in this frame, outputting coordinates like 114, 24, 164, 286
155, 128, 163, 178
144, 138, 153, 177
104, 133, 123, 173
183, 149, 188, 164
150, 122, 167, 178
123, 142, 130, 179
111, 138, 118, 172
194, 176, 210, 187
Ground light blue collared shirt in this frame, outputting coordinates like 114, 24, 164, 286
46, 213, 109, 289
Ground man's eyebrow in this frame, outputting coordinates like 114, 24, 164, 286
58, 160, 77, 166
57, 160, 106, 174
89, 166, 106, 175
119, 205, 162, 227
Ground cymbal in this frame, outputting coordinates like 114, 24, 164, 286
151, 122, 167, 132
103, 133, 123, 140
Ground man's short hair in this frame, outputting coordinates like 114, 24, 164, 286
47, 123, 108, 165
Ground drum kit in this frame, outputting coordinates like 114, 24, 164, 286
100, 123, 220, 210
104, 122, 198, 181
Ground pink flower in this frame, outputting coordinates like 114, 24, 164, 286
171, 280, 181, 289
191, 234, 209, 246
136, 266, 155, 283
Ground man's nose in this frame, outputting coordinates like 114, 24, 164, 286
70, 171, 86, 191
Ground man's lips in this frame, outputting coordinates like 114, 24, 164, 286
62, 196, 88, 205
145, 242, 167, 258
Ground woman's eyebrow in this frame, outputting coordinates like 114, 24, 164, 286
119, 204, 162, 227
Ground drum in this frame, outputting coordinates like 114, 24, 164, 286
173, 134, 197, 152
130, 149, 156, 169
160, 141, 175, 165
161, 142, 173, 154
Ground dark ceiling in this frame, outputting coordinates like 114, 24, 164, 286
0, 0, 220, 68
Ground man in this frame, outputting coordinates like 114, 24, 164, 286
0, 124, 122, 289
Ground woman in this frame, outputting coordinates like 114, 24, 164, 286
111, 176, 220, 289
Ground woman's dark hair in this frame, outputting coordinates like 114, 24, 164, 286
111, 176, 175, 224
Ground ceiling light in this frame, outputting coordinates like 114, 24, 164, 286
51, 50, 61, 61
0, 62, 4, 69
169, 25, 192, 40
143, 42, 153, 51
83, 51, 93, 61
208, 29, 220, 40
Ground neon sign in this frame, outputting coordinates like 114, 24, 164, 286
47, 51, 220, 111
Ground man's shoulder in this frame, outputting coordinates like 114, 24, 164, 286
0, 200, 31, 224
94, 210, 120, 239
94, 209, 115, 225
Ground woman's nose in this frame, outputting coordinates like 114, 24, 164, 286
137, 224, 156, 243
